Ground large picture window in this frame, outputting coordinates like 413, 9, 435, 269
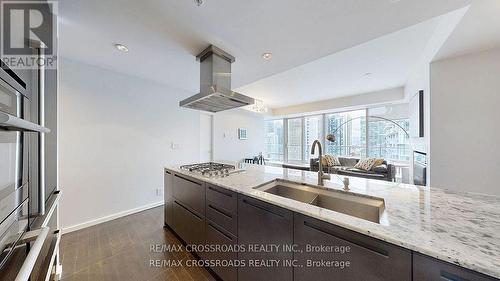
368, 118, 410, 162
304, 115, 323, 161
325, 110, 366, 158
287, 118, 303, 163
264, 106, 410, 165
264, 119, 284, 161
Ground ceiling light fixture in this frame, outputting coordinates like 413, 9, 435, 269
247, 99, 268, 113
114, 43, 129, 53
194, 0, 204, 6
363, 72, 373, 76
262, 53, 273, 60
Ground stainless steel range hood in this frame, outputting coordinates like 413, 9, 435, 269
180, 45, 254, 113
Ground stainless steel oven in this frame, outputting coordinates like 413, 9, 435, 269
0, 68, 48, 270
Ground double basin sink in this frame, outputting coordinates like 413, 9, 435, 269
254, 180, 385, 223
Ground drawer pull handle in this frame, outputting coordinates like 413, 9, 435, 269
440, 271, 468, 281
175, 174, 201, 186
165, 170, 172, 175
208, 186, 233, 197
174, 200, 203, 221
208, 204, 232, 219
208, 222, 234, 241
242, 199, 284, 218
303, 221, 389, 258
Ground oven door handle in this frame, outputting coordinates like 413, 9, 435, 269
0, 112, 50, 133
14, 227, 50, 281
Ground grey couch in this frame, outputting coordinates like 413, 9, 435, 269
310, 157, 395, 182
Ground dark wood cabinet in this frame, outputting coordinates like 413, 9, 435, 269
204, 221, 238, 281
170, 172, 206, 249
206, 184, 237, 213
206, 202, 237, 236
206, 184, 238, 236
294, 213, 411, 281
237, 194, 294, 281
166, 174, 494, 281
173, 174, 205, 216
204, 184, 239, 280
413, 253, 498, 281
172, 200, 205, 246
164, 169, 173, 226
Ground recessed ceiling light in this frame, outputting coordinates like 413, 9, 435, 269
114, 43, 129, 53
194, 0, 204, 6
262, 53, 272, 60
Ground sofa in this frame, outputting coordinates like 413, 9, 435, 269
310, 157, 395, 182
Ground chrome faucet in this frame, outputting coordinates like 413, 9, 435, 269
311, 140, 331, 186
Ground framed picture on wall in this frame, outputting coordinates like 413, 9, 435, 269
238, 128, 247, 140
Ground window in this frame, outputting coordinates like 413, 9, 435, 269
264, 107, 410, 165
264, 120, 284, 161
325, 110, 366, 158
287, 118, 303, 163
368, 118, 410, 162
304, 115, 323, 161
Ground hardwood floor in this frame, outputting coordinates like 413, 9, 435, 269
59, 206, 215, 281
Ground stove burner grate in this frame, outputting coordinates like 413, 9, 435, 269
180, 162, 236, 177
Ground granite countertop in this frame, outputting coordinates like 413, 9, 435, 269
166, 163, 500, 279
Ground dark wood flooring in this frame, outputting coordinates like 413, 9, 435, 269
59, 206, 215, 281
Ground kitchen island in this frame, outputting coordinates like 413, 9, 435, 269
164, 163, 500, 281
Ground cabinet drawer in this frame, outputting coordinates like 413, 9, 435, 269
173, 174, 205, 216
205, 221, 238, 281
294, 213, 411, 281
413, 253, 497, 281
239, 194, 292, 219
172, 200, 205, 246
206, 200, 237, 236
237, 194, 293, 281
206, 184, 237, 213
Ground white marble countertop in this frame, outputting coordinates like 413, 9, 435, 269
166, 163, 500, 279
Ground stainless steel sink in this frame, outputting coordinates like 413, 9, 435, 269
263, 185, 318, 204
255, 180, 384, 223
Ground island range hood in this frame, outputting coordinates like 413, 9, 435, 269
180, 45, 255, 113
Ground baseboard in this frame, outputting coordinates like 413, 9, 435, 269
62, 201, 164, 234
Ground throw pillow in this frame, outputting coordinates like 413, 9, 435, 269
373, 158, 384, 167
322, 155, 341, 167
371, 158, 384, 170
354, 158, 377, 171
330, 155, 341, 166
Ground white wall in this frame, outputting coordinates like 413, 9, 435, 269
405, 63, 431, 185
199, 113, 213, 162
59, 59, 201, 230
368, 103, 409, 120
271, 87, 405, 116
430, 48, 500, 196
212, 109, 265, 163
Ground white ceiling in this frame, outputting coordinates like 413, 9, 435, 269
434, 0, 500, 61
237, 17, 444, 108
59, 0, 472, 99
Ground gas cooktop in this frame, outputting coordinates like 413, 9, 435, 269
180, 162, 236, 177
